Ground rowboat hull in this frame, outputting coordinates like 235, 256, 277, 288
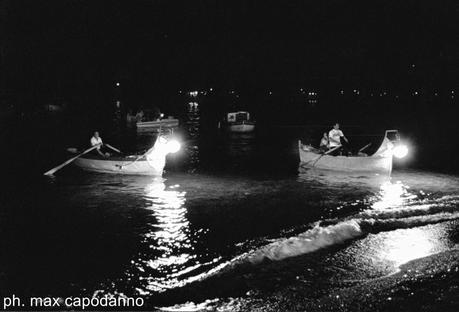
228, 121, 255, 133
298, 140, 393, 174
74, 156, 164, 175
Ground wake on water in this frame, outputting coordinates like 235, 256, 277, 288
247, 211, 459, 264
198, 193, 459, 279
141, 177, 459, 295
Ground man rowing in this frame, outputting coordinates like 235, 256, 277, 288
90, 131, 110, 158
328, 123, 350, 156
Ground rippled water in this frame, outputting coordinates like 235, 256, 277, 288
2, 167, 458, 308
1, 109, 459, 310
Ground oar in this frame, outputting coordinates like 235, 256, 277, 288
105, 143, 122, 154
116, 148, 151, 169
324, 145, 342, 155
311, 145, 342, 167
358, 143, 372, 153
44, 145, 100, 176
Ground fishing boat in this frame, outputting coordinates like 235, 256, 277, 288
73, 137, 181, 175
224, 111, 255, 133
136, 116, 179, 133
299, 130, 408, 174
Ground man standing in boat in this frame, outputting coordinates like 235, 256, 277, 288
328, 123, 350, 155
90, 131, 109, 158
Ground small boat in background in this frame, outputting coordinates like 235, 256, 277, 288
43, 103, 66, 113
136, 116, 179, 133
224, 111, 255, 133
299, 130, 409, 174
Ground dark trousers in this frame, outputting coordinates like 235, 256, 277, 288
329, 139, 352, 156
328, 146, 342, 156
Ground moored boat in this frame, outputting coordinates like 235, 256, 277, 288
136, 117, 179, 133
73, 136, 181, 175
228, 121, 256, 133
225, 111, 256, 133
299, 130, 408, 174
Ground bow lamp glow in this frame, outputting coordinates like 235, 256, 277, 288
393, 145, 409, 158
166, 140, 181, 154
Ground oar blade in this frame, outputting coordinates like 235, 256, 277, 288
43, 169, 57, 176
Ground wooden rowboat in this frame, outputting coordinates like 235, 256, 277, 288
299, 130, 399, 174
73, 137, 177, 175
73, 155, 164, 175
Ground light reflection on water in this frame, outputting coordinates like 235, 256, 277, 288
330, 172, 459, 275
136, 179, 193, 291
366, 178, 454, 268
144, 179, 189, 261
371, 181, 413, 210
375, 227, 448, 267
124, 177, 226, 293
184, 108, 200, 168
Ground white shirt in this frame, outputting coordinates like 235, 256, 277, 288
90, 136, 103, 149
328, 129, 344, 147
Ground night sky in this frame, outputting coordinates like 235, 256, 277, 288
2, 0, 459, 102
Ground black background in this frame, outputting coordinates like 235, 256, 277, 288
1, 0, 458, 174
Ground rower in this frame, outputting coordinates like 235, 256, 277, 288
328, 123, 350, 156
90, 131, 109, 158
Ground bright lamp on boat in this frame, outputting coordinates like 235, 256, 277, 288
165, 140, 181, 154
393, 144, 409, 159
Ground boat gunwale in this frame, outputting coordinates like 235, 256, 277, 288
298, 146, 387, 160
73, 155, 161, 175
77, 154, 149, 162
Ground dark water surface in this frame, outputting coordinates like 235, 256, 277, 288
1, 109, 459, 311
